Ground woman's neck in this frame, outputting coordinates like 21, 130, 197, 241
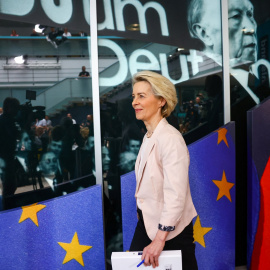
144, 115, 163, 135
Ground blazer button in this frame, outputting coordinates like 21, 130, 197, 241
140, 199, 144, 203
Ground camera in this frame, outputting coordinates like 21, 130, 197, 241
16, 90, 46, 130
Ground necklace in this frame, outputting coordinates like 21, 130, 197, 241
146, 118, 162, 138
146, 131, 153, 138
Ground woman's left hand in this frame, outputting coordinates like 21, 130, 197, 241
141, 230, 169, 268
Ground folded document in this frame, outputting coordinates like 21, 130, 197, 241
111, 250, 182, 270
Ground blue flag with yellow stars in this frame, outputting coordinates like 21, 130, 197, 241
188, 122, 235, 269
121, 122, 235, 270
121, 171, 137, 251
0, 185, 105, 270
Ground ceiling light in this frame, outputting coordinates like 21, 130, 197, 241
14, 55, 25, 64
35, 24, 45, 33
126, 23, 140, 31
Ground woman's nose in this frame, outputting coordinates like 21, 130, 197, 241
132, 97, 138, 106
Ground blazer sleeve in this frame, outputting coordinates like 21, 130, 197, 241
158, 132, 190, 229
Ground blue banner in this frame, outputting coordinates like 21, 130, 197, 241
121, 122, 236, 269
0, 185, 105, 270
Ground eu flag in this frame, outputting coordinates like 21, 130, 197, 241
189, 122, 235, 269
121, 122, 236, 270
0, 185, 105, 269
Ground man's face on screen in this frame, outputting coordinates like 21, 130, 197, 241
40, 152, 58, 175
228, 0, 257, 64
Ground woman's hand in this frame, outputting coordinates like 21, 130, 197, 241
141, 230, 169, 268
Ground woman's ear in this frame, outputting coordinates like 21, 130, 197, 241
160, 97, 167, 108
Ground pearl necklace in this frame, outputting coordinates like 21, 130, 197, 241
146, 131, 153, 138
146, 118, 163, 138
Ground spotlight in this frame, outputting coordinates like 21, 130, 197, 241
126, 23, 140, 31
14, 55, 25, 64
14, 54, 28, 64
35, 24, 45, 33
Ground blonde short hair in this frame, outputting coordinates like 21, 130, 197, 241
132, 71, 178, 118
80, 127, 89, 139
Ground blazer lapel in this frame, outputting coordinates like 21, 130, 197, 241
135, 140, 143, 180
136, 138, 155, 187
135, 118, 168, 192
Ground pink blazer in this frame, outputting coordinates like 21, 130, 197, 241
135, 118, 197, 241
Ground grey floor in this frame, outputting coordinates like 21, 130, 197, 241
236, 267, 247, 270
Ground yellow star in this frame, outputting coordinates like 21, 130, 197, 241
193, 215, 212, 248
19, 203, 46, 226
212, 171, 235, 202
215, 128, 229, 147
58, 232, 92, 266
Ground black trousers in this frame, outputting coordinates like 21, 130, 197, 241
130, 208, 198, 270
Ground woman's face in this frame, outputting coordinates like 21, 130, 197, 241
132, 81, 164, 123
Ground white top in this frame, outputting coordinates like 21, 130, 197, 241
63, 32, 71, 37
37, 119, 46, 126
